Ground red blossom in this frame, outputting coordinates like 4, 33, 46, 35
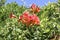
36, 6, 40, 13
18, 11, 40, 26
31, 14, 40, 25
31, 3, 36, 11
31, 4, 40, 13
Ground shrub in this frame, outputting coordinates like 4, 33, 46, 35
0, 0, 60, 40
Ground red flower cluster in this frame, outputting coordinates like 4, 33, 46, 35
9, 13, 16, 18
18, 12, 40, 26
9, 4, 40, 27
31, 4, 40, 13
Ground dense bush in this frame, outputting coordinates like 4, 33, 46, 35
0, 0, 60, 40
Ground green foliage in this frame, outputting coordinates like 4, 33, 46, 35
0, 0, 6, 6
0, 0, 60, 40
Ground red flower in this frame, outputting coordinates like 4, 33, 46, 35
31, 4, 40, 13
31, 3, 36, 11
18, 11, 40, 26
9, 13, 16, 18
31, 14, 40, 25
22, 12, 29, 18
21, 12, 31, 25
18, 12, 29, 23
36, 6, 40, 13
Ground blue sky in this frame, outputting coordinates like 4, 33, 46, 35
6, 0, 57, 7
